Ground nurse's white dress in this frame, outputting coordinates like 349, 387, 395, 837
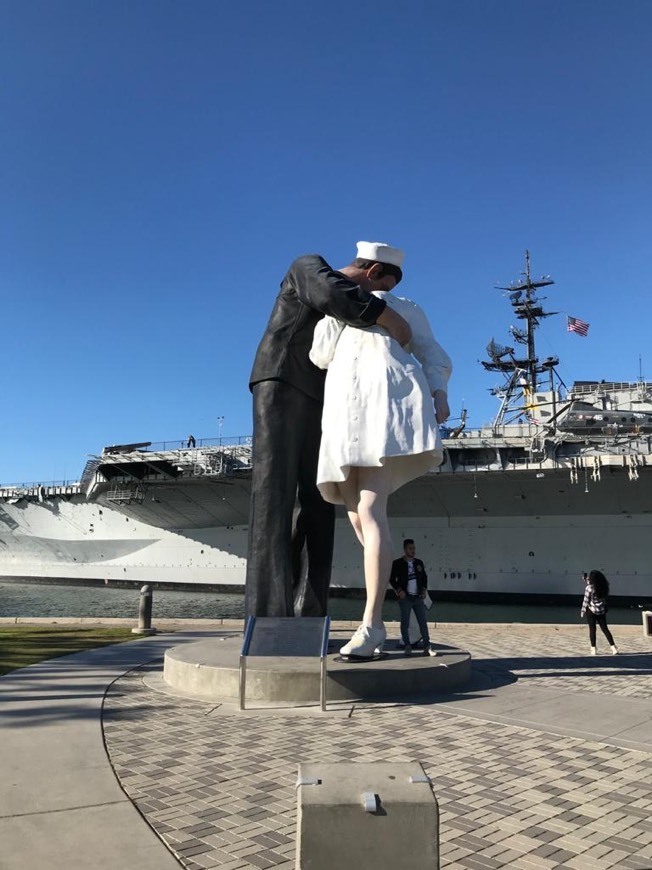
309, 291, 452, 505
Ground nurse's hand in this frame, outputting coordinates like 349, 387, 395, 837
376, 307, 412, 346
433, 391, 450, 424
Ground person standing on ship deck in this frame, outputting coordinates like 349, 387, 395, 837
246, 244, 412, 618
581, 570, 618, 655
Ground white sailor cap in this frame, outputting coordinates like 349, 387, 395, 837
356, 240, 404, 268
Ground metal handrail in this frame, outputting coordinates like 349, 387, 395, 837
571, 381, 652, 396
0, 435, 254, 492
0, 478, 81, 490
135, 435, 252, 452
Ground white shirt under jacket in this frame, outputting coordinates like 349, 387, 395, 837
309, 291, 452, 505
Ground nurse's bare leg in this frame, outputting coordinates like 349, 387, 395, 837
338, 466, 393, 657
356, 466, 394, 629
336, 468, 364, 547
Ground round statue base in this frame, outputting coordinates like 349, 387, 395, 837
163, 636, 472, 703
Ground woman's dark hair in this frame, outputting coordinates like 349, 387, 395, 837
588, 570, 610, 600
352, 257, 403, 285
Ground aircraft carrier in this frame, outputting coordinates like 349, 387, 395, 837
2, 254, 651, 601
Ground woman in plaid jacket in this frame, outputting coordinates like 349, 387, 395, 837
581, 570, 618, 656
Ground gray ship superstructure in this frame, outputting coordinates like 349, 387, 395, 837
1, 253, 651, 600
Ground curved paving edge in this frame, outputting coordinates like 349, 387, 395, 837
2, 625, 651, 870
0, 631, 215, 870
102, 626, 652, 870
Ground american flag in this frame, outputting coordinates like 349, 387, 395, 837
567, 316, 590, 337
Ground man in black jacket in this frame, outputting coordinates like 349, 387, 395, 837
246, 243, 411, 618
388, 539, 434, 655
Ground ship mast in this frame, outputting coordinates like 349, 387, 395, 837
482, 250, 560, 430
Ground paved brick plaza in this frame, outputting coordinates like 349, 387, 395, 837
103, 625, 652, 870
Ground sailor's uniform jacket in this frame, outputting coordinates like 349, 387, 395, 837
249, 254, 387, 403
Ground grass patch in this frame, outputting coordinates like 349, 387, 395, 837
0, 626, 142, 675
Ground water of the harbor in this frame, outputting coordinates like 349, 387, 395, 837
0, 581, 645, 624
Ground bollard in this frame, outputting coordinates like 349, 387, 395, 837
132, 584, 157, 635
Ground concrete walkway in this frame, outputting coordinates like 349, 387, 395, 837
0, 631, 202, 870
1, 622, 651, 869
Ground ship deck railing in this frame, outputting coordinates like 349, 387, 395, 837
6, 424, 649, 503
570, 380, 652, 397
442, 423, 541, 440
97, 441, 253, 468
104, 485, 147, 505
0, 481, 82, 499
127, 435, 253, 453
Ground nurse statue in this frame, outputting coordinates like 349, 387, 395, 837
310, 242, 452, 657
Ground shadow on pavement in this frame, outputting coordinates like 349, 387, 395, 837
0, 632, 233, 727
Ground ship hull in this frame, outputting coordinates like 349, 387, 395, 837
7, 257, 652, 602
1, 468, 651, 600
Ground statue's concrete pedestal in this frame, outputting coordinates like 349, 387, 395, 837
163, 635, 472, 703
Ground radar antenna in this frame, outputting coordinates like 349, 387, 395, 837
482, 250, 562, 430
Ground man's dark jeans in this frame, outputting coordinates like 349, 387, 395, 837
398, 594, 430, 646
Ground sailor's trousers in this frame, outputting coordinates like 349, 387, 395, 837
245, 380, 335, 618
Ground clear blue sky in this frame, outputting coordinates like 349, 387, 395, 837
2, 0, 651, 483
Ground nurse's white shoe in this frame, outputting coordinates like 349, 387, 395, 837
340, 624, 385, 658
